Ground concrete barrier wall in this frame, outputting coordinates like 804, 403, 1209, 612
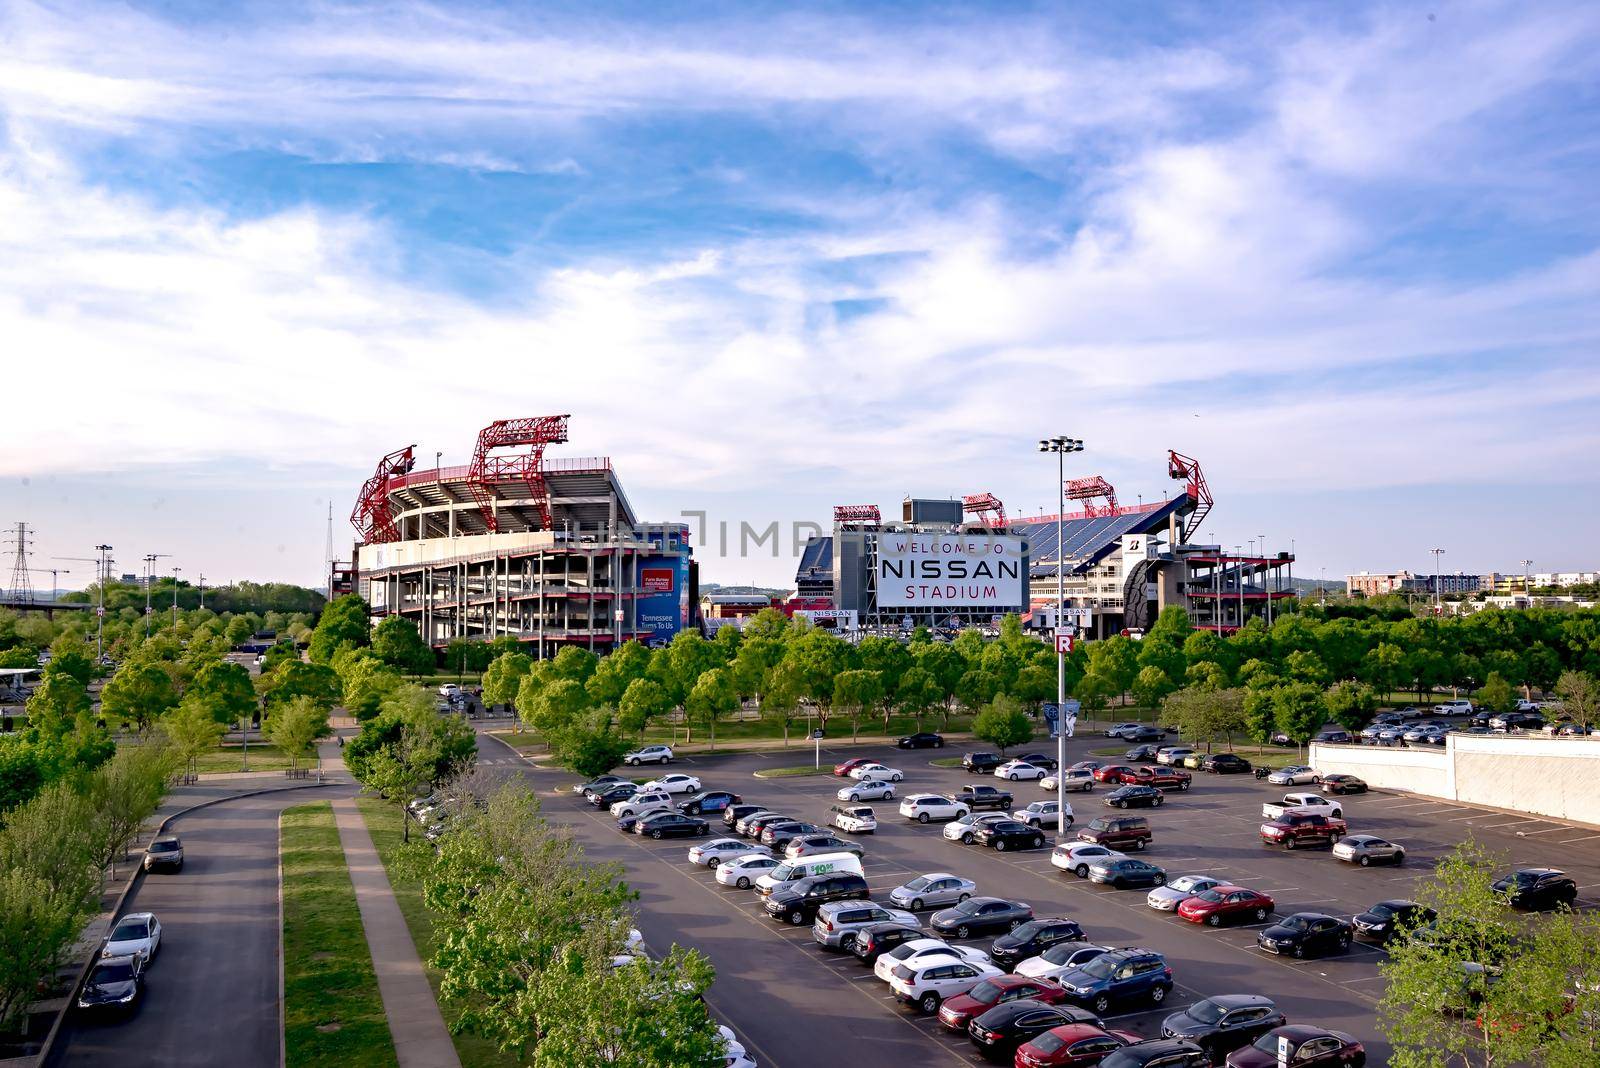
1311, 736, 1600, 825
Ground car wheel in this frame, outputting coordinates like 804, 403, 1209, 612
918, 813, 930, 824
1394, 852, 1405, 865
1153, 873, 1166, 885
1208, 914, 1222, 927
1255, 908, 1269, 922
1151, 985, 1168, 1004
1075, 864, 1089, 878
893, 773, 903, 782
919, 992, 941, 1014
1117, 800, 1128, 809
848, 794, 859, 802
840, 934, 857, 951
1338, 936, 1350, 951
1033, 836, 1044, 850
911, 898, 924, 911
958, 925, 971, 939
1131, 839, 1144, 851
995, 840, 1008, 852
1065, 816, 1074, 828
789, 910, 805, 926
737, 877, 751, 889
1292, 944, 1305, 959
1009, 918, 1024, 930
963, 833, 974, 845
1112, 878, 1125, 889
629, 757, 641, 766
1093, 994, 1111, 1014
936, 740, 944, 748
1284, 838, 1296, 850
651, 830, 663, 839
957, 893, 970, 903
1359, 855, 1371, 867
687, 804, 699, 815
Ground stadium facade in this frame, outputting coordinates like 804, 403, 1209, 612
343, 416, 694, 655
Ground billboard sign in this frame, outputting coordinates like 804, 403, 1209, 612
875, 533, 1026, 608
635, 554, 688, 643
640, 568, 674, 592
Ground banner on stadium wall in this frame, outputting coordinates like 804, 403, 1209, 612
875, 533, 1026, 608
636, 555, 688, 643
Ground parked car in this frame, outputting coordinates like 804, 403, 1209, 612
1041, 769, 1096, 793
937, 972, 1076, 1031
611, 792, 674, 820
1125, 766, 1192, 791
888, 955, 1005, 1014
622, 744, 673, 765
1014, 1023, 1142, 1067
1160, 994, 1286, 1062
969, 1001, 1103, 1061
829, 803, 878, 834
1312, 729, 1353, 745
1265, 766, 1318, 786
764, 871, 871, 925
897, 731, 946, 749
1015, 942, 1114, 982
688, 838, 769, 867
959, 784, 1016, 810
590, 782, 639, 808
1222, 1025, 1365, 1068
615, 804, 675, 832
723, 803, 766, 829
76, 954, 145, 1014
1103, 785, 1165, 810
1093, 764, 1134, 784
997, 760, 1050, 782
761, 820, 824, 851
786, 833, 865, 860
1077, 816, 1152, 852
1492, 868, 1578, 911
931, 897, 1035, 939
1017, 800, 1073, 829
833, 757, 874, 777
849, 762, 904, 782
737, 811, 786, 837
642, 773, 701, 795
1257, 913, 1353, 958
1128, 726, 1167, 743
945, 812, 1014, 844
1087, 858, 1167, 890
1053, 947, 1174, 1016
1016, 753, 1060, 771
1154, 747, 1195, 766
636, 812, 710, 839
1201, 753, 1252, 774
890, 872, 978, 912
142, 834, 183, 872
901, 794, 971, 824
1178, 886, 1276, 927
1146, 874, 1223, 912
850, 921, 926, 964
1259, 812, 1347, 849
1105, 723, 1145, 739
1261, 793, 1344, 821
102, 912, 161, 964
573, 774, 629, 796
716, 853, 781, 889
873, 938, 994, 982
811, 900, 918, 950
964, 752, 1006, 774
1332, 834, 1405, 866
975, 820, 1047, 852
680, 789, 742, 815
988, 917, 1087, 970
1352, 899, 1436, 943
1101, 1039, 1209, 1068
1317, 774, 1367, 795
1126, 744, 1162, 762
838, 779, 895, 802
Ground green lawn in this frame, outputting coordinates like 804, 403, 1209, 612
753, 765, 835, 779
281, 802, 398, 1068
356, 799, 521, 1068
194, 741, 294, 773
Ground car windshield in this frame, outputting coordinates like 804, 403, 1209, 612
968, 980, 1002, 1003
951, 899, 983, 915
904, 876, 931, 890
1193, 890, 1226, 904
1078, 957, 1115, 980
1041, 943, 1080, 964
1510, 871, 1541, 886
769, 864, 801, 881
1030, 1032, 1069, 1054
1186, 999, 1226, 1024
1252, 1032, 1288, 1053
1281, 915, 1312, 931
148, 840, 179, 852
1172, 876, 1209, 892
1370, 903, 1397, 918
111, 919, 149, 939
93, 962, 135, 984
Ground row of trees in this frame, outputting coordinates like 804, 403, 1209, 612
344, 685, 476, 842
401, 785, 721, 1066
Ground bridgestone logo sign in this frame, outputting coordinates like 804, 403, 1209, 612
876, 533, 1026, 608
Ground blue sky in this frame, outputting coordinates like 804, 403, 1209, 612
2, 0, 1598, 590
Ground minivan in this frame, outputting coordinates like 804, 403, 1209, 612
753, 851, 864, 896
1077, 816, 1153, 851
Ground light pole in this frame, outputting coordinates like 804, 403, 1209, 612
1320, 568, 1327, 607
171, 566, 182, 625
1521, 559, 1534, 605
1039, 435, 1084, 840
197, 573, 206, 611
1235, 546, 1244, 628
96, 545, 112, 659
46, 567, 68, 604
1429, 548, 1445, 615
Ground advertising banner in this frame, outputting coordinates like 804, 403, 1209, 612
875, 532, 1026, 608
635, 555, 688, 644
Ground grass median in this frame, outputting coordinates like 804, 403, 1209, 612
355, 798, 521, 1068
281, 802, 398, 1068
195, 741, 292, 773
753, 765, 836, 779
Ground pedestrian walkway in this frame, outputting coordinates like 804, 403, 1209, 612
330, 792, 461, 1068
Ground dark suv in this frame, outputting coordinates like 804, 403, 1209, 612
964, 752, 1005, 774
764, 872, 870, 926
1054, 947, 1174, 1015
1492, 868, 1578, 911
1077, 816, 1153, 851
1160, 994, 1285, 1061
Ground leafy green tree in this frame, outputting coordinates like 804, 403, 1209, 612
339, 654, 401, 722
530, 945, 720, 1067
758, 661, 805, 746
372, 615, 435, 675
1135, 638, 1185, 688
831, 669, 885, 743
955, 669, 1000, 713
85, 742, 174, 879
585, 642, 650, 707
1147, 604, 1193, 646
857, 637, 911, 695
1073, 671, 1114, 716
0, 868, 85, 1031
189, 659, 257, 726
525, 678, 591, 736
482, 651, 534, 713
971, 694, 1033, 754
1324, 681, 1378, 733
347, 691, 474, 841
259, 641, 299, 675
547, 646, 600, 686
24, 673, 90, 737
549, 709, 634, 779
1185, 660, 1230, 692
1242, 686, 1277, 745
0, 740, 47, 815
742, 606, 791, 641
100, 661, 180, 730
911, 642, 966, 726
1182, 629, 1232, 676
1086, 636, 1138, 705
893, 666, 943, 730
617, 678, 672, 738
1554, 671, 1597, 730
1272, 682, 1327, 752
43, 634, 95, 685
266, 695, 332, 774
1131, 665, 1176, 709
685, 668, 738, 748
730, 636, 783, 706
785, 630, 855, 727
1010, 662, 1056, 710
163, 694, 226, 782
1283, 650, 1330, 687
258, 660, 341, 713
1478, 672, 1517, 716
308, 594, 370, 664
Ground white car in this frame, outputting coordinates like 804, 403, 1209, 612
1146, 874, 1224, 911
887, 955, 1004, 1014
1040, 768, 1096, 793
611, 792, 673, 819
874, 938, 994, 982
689, 838, 770, 868
899, 795, 969, 824
830, 805, 878, 834
1015, 800, 1073, 829
715, 854, 782, 890
1434, 700, 1474, 716
102, 912, 161, 964
849, 763, 903, 782
942, 812, 1011, 844
838, 780, 896, 802
1155, 747, 1195, 766
623, 744, 674, 766
642, 773, 702, 795
994, 760, 1048, 782
1105, 723, 1143, 739
717, 1025, 758, 1068
1050, 842, 1126, 878
1265, 766, 1320, 786
1014, 942, 1114, 981
437, 683, 460, 697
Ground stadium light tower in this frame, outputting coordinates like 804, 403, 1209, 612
1039, 435, 1084, 840
1429, 548, 1445, 614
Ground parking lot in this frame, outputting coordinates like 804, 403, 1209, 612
483, 731, 1600, 1068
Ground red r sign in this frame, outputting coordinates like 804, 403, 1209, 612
1055, 634, 1074, 654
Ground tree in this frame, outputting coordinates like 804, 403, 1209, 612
85, 743, 174, 879
43, 634, 94, 686
894, 666, 943, 730
99, 661, 179, 730
189, 659, 257, 726
0, 869, 85, 1032
617, 678, 672, 738
1185, 660, 1230, 692
730, 636, 783, 707
1554, 671, 1598, 730
972, 694, 1033, 754
1478, 672, 1517, 716
1086, 636, 1138, 705
1324, 681, 1378, 733
163, 694, 226, 782
266, 695, 332, 774
372, 615, 435, 675
348, 693, 475, 842
524, 678, 591, 736
685, 668, 738, 748
24, 673, 90, 739
1242, 686, 1277, 745
1273, 682, 1327, 753
759, 660, 804, 746
1131, 665, 1176, 709
0, 739, 47, 816
857, 637, 911, 697
1361, 642, 1406, 698
308, 594, 370, 664
911, 642, 966, 726
831, 669, 885, 744
585, 642, 650, 707
258, 660, 341, 713
547, 646, 600, 687
785, 630, 855, 727
339, 655, 401, 722
1135, 639, 1184, 688
529, 945, 720, 1067
259, 641, 299, 675
548, 709, 634, 779
1283, 650, 1330, 688
1073, 671, 1114, 716
483, 651, 535, 712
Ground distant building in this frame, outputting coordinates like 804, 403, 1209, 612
1346, 571, 1413, 597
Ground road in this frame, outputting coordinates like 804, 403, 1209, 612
51, 784, 354, 1068
481, 729, 1600, 1068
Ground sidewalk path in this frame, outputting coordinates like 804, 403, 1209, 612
329, 776, 461, 1068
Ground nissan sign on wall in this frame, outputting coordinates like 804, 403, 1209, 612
876, 533, 1026, 608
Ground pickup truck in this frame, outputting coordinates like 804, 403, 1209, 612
1127, 766, 1192, 791
1261, 792, 1344, 821
1260, 812, 1348, 849
957, 784, 1014, 811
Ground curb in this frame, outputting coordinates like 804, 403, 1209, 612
35, 779, 340, 1068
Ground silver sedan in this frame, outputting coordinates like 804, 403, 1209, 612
888, 872, 978, 911
1146, 874, 1224, 911
838, 779, 896, 803
1333, 835, 1406, 866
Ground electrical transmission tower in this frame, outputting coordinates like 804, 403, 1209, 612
5, 522, 34, 603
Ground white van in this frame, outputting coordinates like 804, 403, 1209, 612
830, 804, 877, 835
753, 852, 864, 896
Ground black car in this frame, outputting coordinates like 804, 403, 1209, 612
1101, 1039, 1209, 1068
1161, 994, 1286, 1059
851, 922, 926, 964
1352, 899, 1436, 943
1104, 785, 1165, 809
680, 790, 742, 815
1492, 868, 1578, 911
1256, 913, 1352, 958
1126, 744, 1162, 762
634, 812, 710, 839
762, 820, 823, 851
590, 782, 638, 807
1201, 753, 1252, 774
1128, 726, 1167, 744
969, 1001, 1102, 1061
989, 918, 1086, 969
1015, 753, 1059, 771
723, 803, 766, 828
898, 731, 946, 749
76, 954, 144, 1014
741, 813, 792, 838
964, 752, 1005, 774
931, 897, 1034, 939
1317, 774, 1367, 795
975, 820, 1047, 852
764, 872, 870, 925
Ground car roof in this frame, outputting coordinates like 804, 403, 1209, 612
118, 912, 156, 923
1203, 993, 1274, 1010
1517, 867, 1565, 876
1272, 1024, 1338, 1042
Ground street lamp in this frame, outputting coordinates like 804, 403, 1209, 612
171, 565, 182, 624
1039, 435, 1084, 839
1521, 559, 1534, 605
96, 545, 112, 658
1429, 548, 1445, 615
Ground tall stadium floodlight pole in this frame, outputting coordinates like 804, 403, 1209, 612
1521, 559, 1534, 603
96, 545, 112, 659
171, 566, 181, 625
1260, 534, 1269, 626
1039, 435, 1084, 839
197, 574, 205, 611
1429, 548, 1445, 614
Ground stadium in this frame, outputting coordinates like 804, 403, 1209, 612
343, 416, 694, 655
792, 450, 1296, 639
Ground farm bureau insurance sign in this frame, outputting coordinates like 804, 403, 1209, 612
876, 533, 1026, 608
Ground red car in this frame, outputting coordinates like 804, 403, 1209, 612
1259, 813, 1347, 849
1178, 885, 1276, 927
1093, 765, 1134, 784
1015, 1023, 1143, 1066
1223, 1024, 1365, 1067
1128, 766, 1191, 790
832, 757, 872, 778
937, 974, 1069, 1032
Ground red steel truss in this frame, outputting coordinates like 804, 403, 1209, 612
833, 504, 881, 524
351, 444, 417, 544
467, 415, 571, 532
962, 492, 1008, 528
1065, 475, 1119, 517
1167, 450, 1213, 539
